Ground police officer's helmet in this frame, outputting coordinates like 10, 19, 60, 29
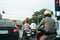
44, 9, 51, 16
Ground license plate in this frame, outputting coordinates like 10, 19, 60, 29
0, 30, 8, 34
27, 34, 31, 36
32, 32, 34, 34
27, 32, 30, 33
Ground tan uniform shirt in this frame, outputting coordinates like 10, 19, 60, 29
38, 17, 55, 32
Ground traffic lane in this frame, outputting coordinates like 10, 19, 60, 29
21, 37, 37, 40
19, 29, 23, 38
30, 37, 37, 40
19, 29, 37, 40
19, 29, 23, 40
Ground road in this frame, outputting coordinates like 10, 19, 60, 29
19, 29, 37, 40
19, 29, 23, 39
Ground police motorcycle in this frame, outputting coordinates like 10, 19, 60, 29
37, 26, 45, 40
37, 26, 58, 40
22, 29, 31, 40
44, 31, 57, 40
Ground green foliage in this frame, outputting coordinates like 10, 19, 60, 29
32, 9, 47, 24
22, 9, 53, 25
39, 9, 46, 14
32, 11, 40, 17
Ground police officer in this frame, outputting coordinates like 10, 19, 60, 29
38, 9, 56, 40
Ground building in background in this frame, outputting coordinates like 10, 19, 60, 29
12, 20, 23, 29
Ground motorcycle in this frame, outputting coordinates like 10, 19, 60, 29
37, 28, 44, 40
31, 29, 36, 37
37, 27, 58, 40
37, 26, 47, 40
22, 29, 31, 40
37, 30, 41, 40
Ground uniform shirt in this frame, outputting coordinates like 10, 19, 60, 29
30, 23, 36, 29
38, 17, 55, 32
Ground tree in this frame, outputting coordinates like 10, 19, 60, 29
32, 9, 47, 24
32, 11, 40, 17
22, 9, 53, 25
22, 18, 30, 24
32, 9, 46, 17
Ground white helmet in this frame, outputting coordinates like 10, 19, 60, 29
44, 9, 51, 15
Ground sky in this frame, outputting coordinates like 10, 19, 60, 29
0, 0, 55, 21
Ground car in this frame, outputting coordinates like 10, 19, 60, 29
12, 20, 22, 29
55, 21, 60, 40
0, 19, 19, 40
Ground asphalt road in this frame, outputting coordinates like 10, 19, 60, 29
19, 29, 37, 40
19, 29, 23, 38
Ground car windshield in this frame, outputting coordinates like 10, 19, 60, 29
0, 19, 16, 27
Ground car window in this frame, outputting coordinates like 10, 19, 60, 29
0, 19, 16, 27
